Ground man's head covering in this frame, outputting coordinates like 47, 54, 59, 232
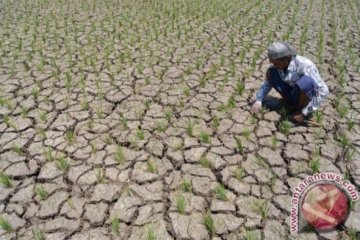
267, 41, 297, 59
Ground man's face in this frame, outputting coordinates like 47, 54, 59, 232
269, 56, 290, 70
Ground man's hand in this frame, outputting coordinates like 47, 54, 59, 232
251, 101, 262, 114
290, 112, 305, 123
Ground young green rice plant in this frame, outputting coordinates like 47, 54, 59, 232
146, 225, 157, 240
164, 107, 173, 121
136, 128, 145, 140
279, 120, 292, 135
235, 136, 245, 154
147, 159, 158, 174
38, 110, 47, 122
308, 146, 320, 173
56, 155, 69, 171
214, 184, 228, 201
236, 80, 245, 96
199, 130, 210, 144
95, 168, 105, 183
337, 132, 351, 149
227, 95, 236, 109
202, 212, 215, 237
0, 172, 13, 188
336, 102, 349, 118
0, 216, 13, 233
66, 198, 75, 210
3, 115, 17, 130
20, 106, 29, 117
314, 110, 323, 124
65, 129, 75, 145
155, 120, 167, 132
242, 128, 251, 140
179, 179, 192, 192
242, 228, 260, 240
36, 127, 46, 139
11, 144, 22, 155
111, 217, 120, 235
251, 199, 270, 219
120, 117, 128, 130
255, 154, 269, 168
176, 194, 187, 215
347, 120, 355, 131
33, 228, 45, 240
345, 147, 356, 163
186, 120, 194, 137
115, 145, 125, 165
44, 147, 54, 161
233, 166, 246, 181
343, 227, 358, 240
199, 156, 213, 169
271, 136, 278, 150
211, 115, 219, 130
35, 185, 48, 200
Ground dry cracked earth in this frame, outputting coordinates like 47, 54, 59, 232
0, 0, 360, 239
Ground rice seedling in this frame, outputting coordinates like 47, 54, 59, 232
120, 117, 128, 130
11, 144, 22, 155
214, 184, 228, 201
95, 168, 105, 183
65, 129, 75, 145
176, 194, 187, 214
337, 132, 351, 149
242, 228, 260, 240
147, 159, 158, 174
236, 80, 245, 96
111, 217, 120, 234
255, 154, 268, 168
202, 212, 215, 237
146, 225, 157, 240
227, 95, 236, 109
114, 145, 125, 164
251, 199, 270, 219
164, 107, 173, 122
0, 172, 13, 188
155, 120, 167, 132
233, 166, 246, 180
235, 136, 245, 154
44, 147, 54, 161
66, 198, 76, 210
271, 136, 278, 150
56, 156, 69, 171
199, 130, 210, 144
211, 115, 219, 130
33, 228, 45, 240
136, 128, 145, 140
179, 179, 192, 192
35, 185, 49, 201
199, 156, 213, 169
309, 157, 320, 174
343, 227, 358, 240
279, 120, 292, 135
347, 120, 355, 131
186, 120, 194, 137
0, 216, 13, 233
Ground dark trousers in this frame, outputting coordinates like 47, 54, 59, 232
267, 67, 316, 109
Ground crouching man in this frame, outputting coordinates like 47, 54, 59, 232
251, 41, 329, 123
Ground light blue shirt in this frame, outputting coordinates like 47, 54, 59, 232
255, 55, 329, 116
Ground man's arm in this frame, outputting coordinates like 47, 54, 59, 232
255, 80, 272, 103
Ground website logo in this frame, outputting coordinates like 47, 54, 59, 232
290, 172, 358, 233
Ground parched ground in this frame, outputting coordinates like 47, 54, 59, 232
0, 0, 359, 239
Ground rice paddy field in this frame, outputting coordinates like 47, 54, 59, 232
0, 0, 360, 239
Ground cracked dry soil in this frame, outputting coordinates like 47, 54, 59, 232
0, 0, 360, 239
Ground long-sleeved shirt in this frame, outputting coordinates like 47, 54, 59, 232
255, 55, 329, 116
